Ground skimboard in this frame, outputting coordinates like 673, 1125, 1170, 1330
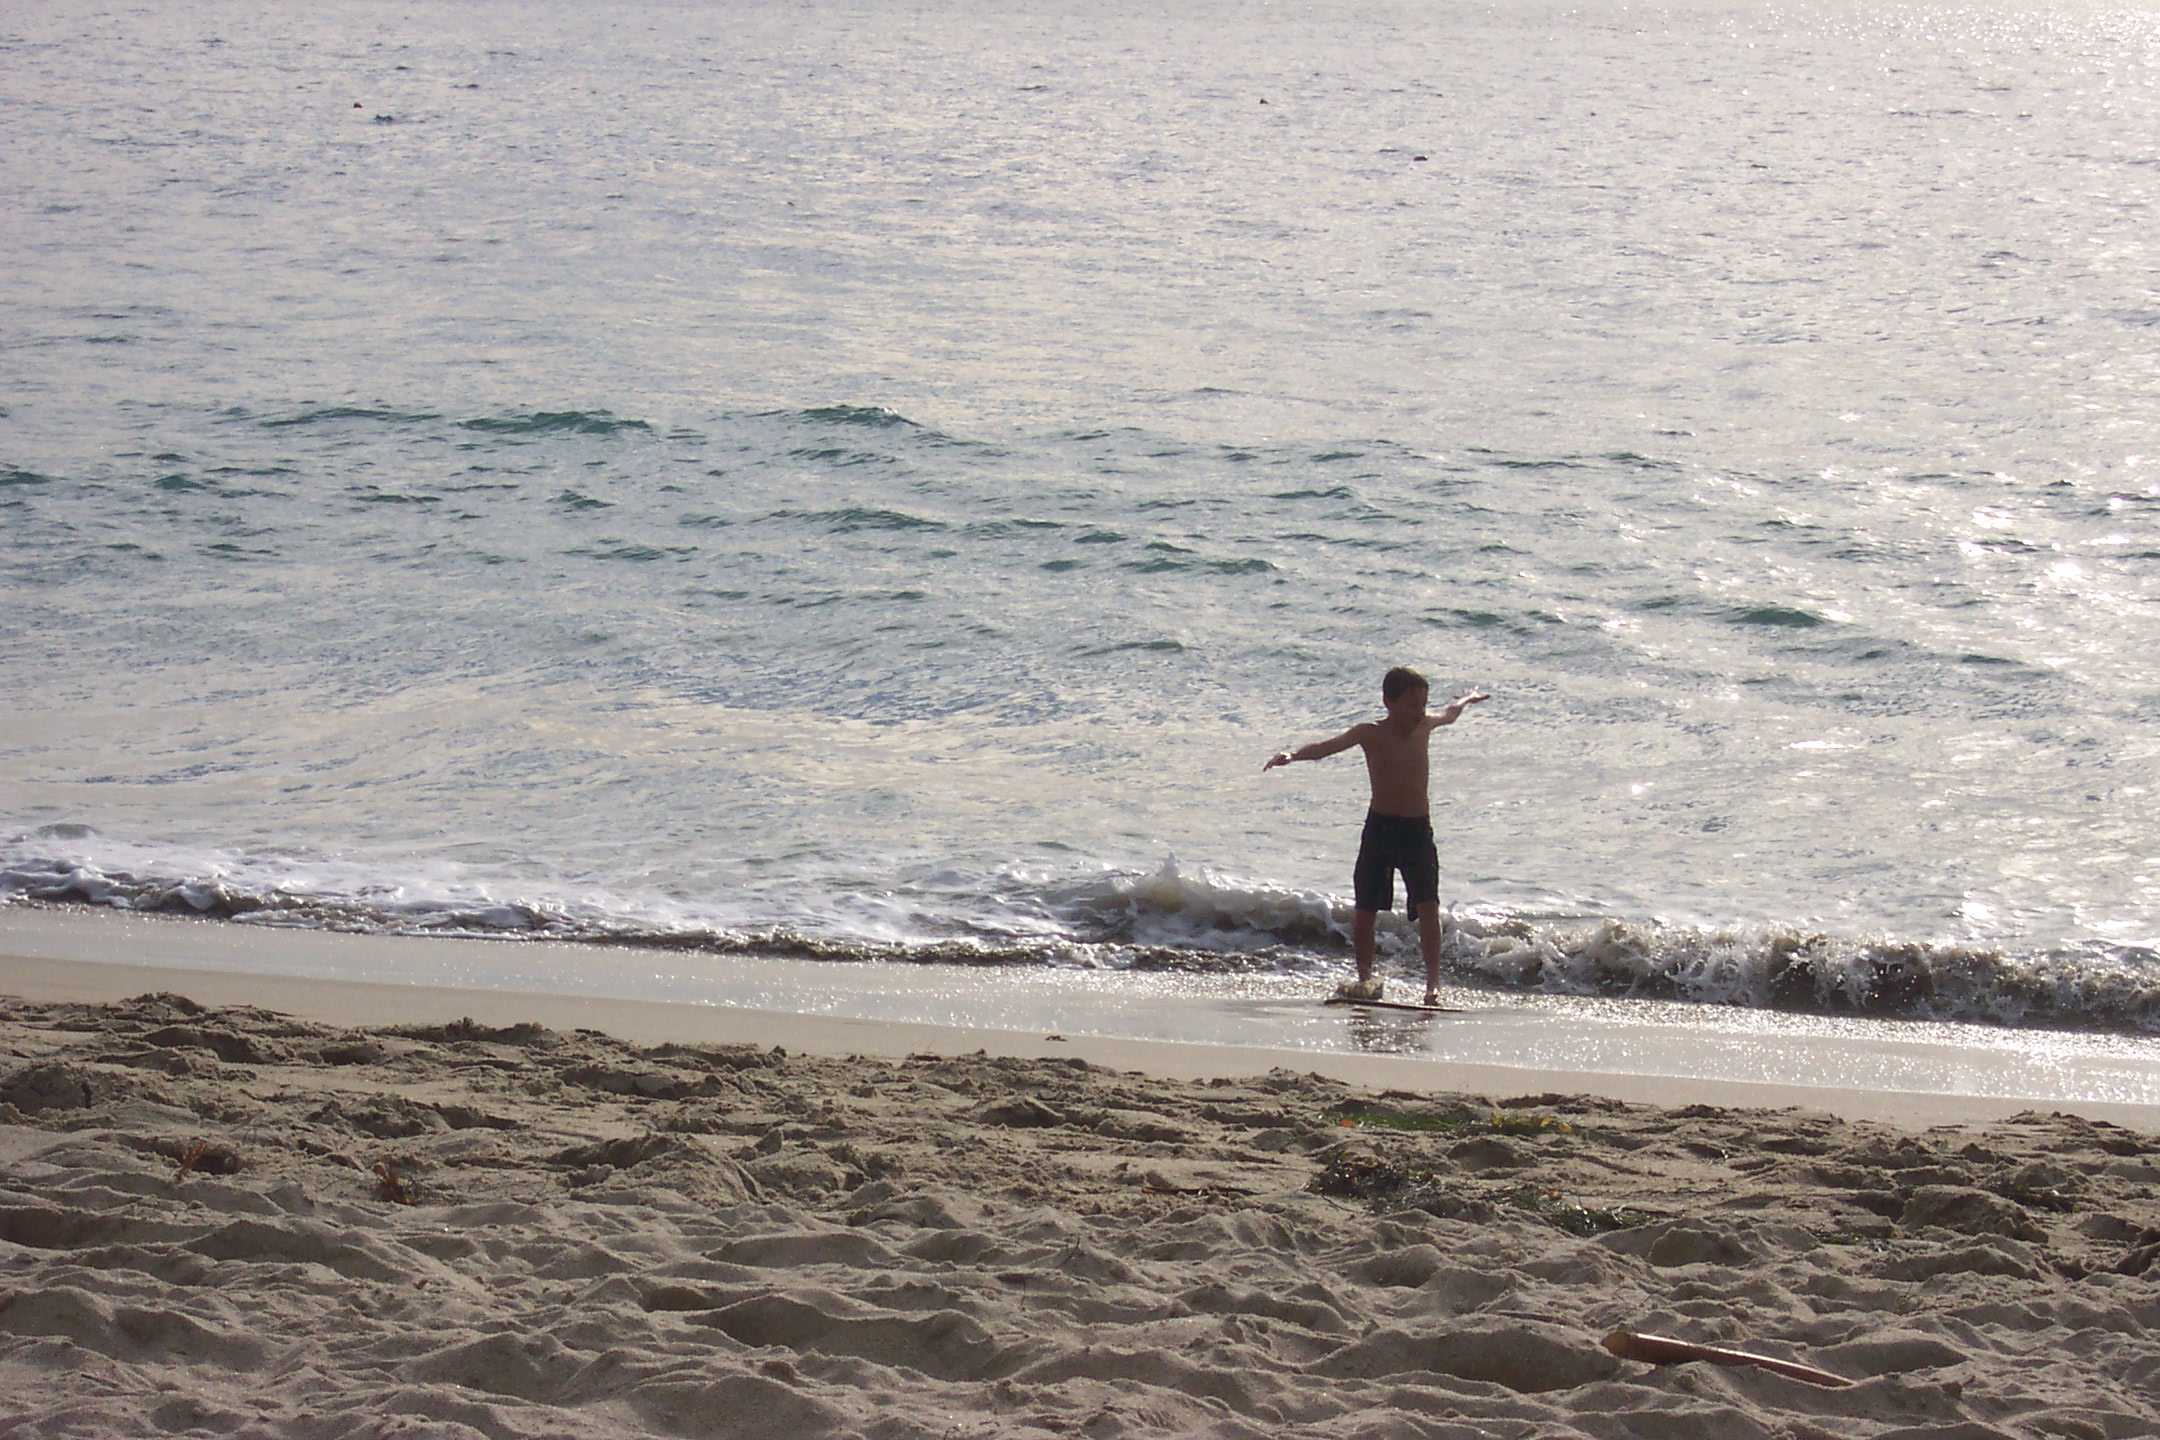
1324, 996, 1459, 1014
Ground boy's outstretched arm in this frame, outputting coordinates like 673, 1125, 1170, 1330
1263, 725, 1367, 771
1430, 690, 1492, 727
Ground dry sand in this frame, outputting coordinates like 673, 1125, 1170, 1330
4, 988, 2159, 1439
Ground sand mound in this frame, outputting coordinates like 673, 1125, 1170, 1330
3, 991, 2158, 1437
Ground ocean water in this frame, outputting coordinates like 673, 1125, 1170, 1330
4, 0, 2158, 1037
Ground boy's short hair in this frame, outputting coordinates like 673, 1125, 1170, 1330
1382, 666, 1428, 701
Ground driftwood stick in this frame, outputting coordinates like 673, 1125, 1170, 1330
1602, 1329, 1854, 1388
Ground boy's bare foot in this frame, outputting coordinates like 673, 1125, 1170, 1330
1334, 978, 1385, 1002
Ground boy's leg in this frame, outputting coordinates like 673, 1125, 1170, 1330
1416, 902, 1443, 1004
1350, 815, 1390, 993
1403, 821, 1443, 1004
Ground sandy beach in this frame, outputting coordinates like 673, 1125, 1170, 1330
13, 1, 2160, 1433
6, 949, 2160, 1438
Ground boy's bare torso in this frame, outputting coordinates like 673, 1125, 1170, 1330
1355, 715, 1443, 817
1262, 687, 1488, 811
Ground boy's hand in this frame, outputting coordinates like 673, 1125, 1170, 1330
1262, 751, 1293, 771
1435, 690, 1490, 724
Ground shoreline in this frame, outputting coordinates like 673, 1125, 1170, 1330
6, 904, 2160, 1130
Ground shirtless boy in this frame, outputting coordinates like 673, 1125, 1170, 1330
1263, 667, 1490, 1006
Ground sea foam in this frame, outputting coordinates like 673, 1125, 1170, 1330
8, 842, 2157, 1036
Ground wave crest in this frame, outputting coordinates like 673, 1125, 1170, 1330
1444, 914, 2160, 1032
5, 847, 2156, 1035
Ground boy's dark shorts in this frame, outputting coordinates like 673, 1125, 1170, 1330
1353, 811, 1440, 919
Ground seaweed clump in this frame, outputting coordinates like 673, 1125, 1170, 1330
1310, 1152, 1495, 1223
1329, 1104, 1574, 1137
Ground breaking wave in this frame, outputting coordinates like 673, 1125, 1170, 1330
5, 839, 2157, 1036
1439, 912, 2160, 1035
